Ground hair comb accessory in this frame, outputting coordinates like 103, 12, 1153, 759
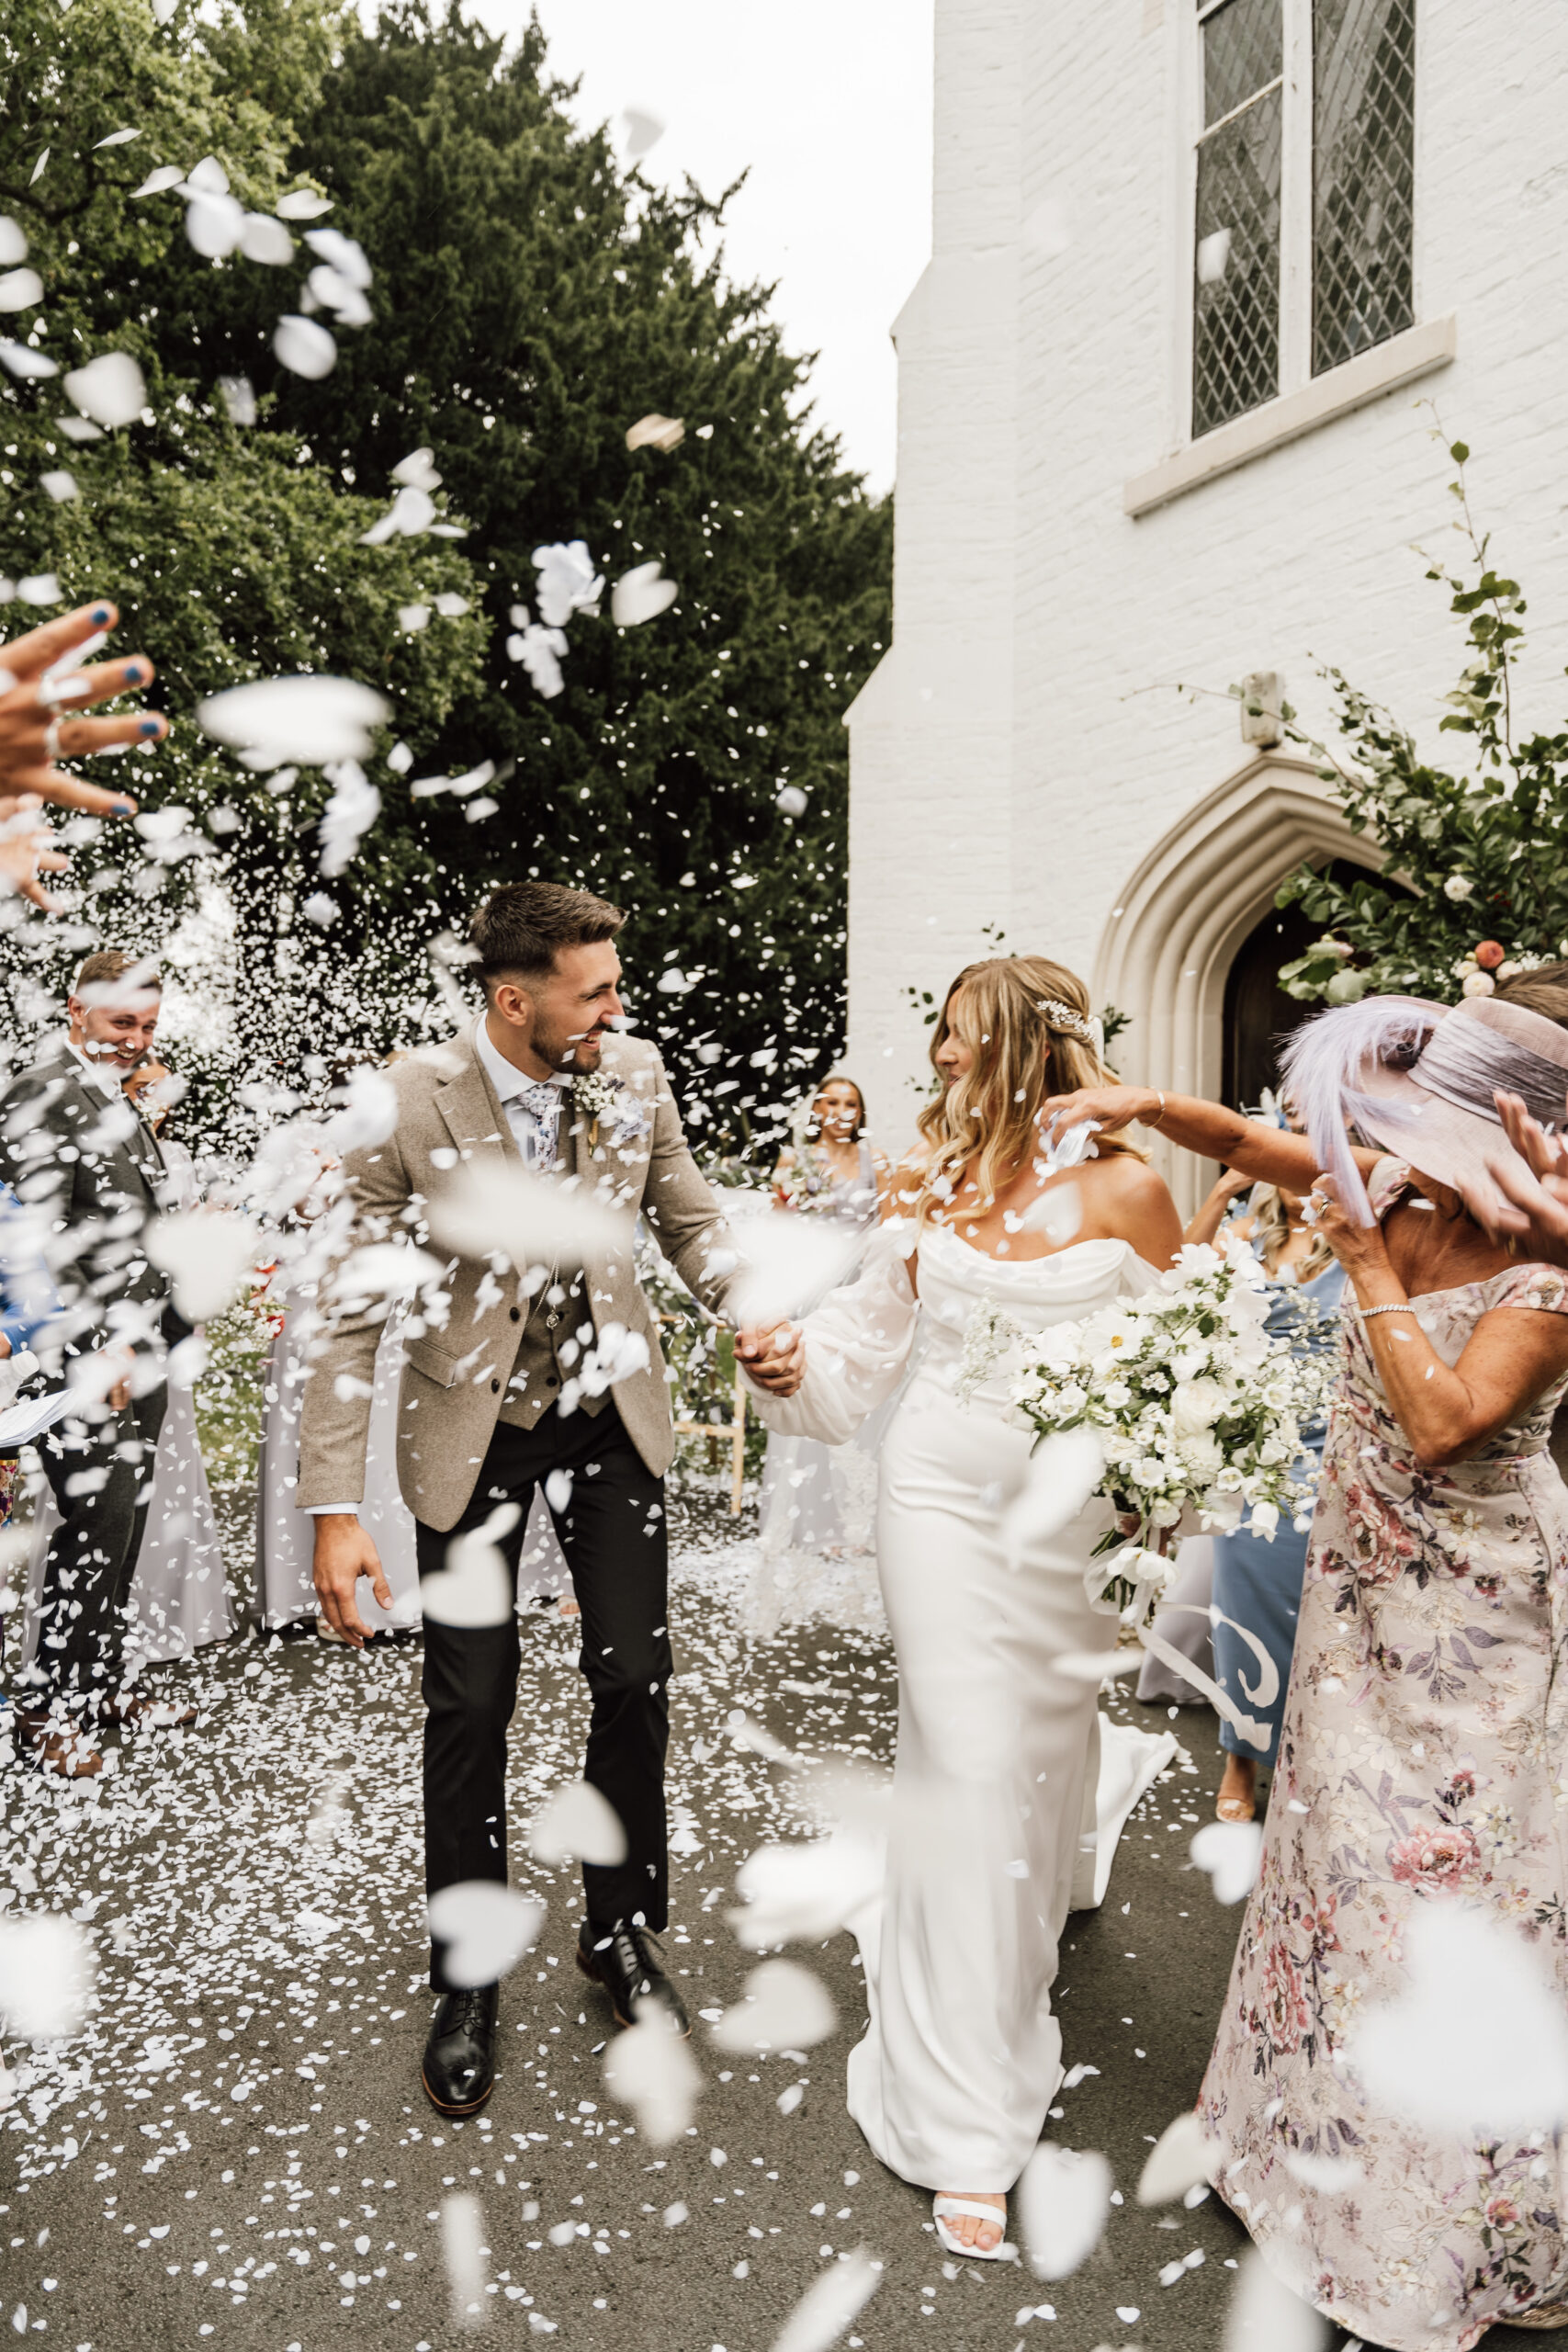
1038, 998, 1097, 1046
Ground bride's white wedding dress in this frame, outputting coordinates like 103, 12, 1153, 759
749, 1219, 1174, 2191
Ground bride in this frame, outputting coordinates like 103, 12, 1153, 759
741, 956, 1182, 2256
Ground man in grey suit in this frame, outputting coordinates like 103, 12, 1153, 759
0, 948, 197, 1778
299, 880, 801, 2116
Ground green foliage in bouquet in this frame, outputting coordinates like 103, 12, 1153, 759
1271, 440, 1568, 1010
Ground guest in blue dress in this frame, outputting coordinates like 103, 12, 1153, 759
1187, 1162, 1344, 1820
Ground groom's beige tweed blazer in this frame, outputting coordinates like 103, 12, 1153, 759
296, 1025, 739, 1532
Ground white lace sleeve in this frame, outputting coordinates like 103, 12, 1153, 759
743, 1222, 919, 1445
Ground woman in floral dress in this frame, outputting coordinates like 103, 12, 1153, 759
1049, 973, 1568, 2348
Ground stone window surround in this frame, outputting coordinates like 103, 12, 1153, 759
1134, 0, 1442, 519
1125, 308, 1455, 516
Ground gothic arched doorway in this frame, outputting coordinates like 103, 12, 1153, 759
1221, 859, 1385, 1112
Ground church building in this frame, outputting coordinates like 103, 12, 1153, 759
845, 0, 1568, 1211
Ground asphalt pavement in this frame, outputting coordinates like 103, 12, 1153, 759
3, 1495, 1530, 2352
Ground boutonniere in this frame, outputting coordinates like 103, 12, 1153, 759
573, 1069, 649, 1151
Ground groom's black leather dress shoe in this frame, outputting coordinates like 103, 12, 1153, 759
422, 1984, 499, 2115
576, 1923, 690, 2037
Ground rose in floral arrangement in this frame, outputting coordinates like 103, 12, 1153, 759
966, 1241, 1330, 1616
1258, 1940, 1312, 2056
1388, 1823, 1482, 1895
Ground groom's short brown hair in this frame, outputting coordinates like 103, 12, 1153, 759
470, 881, 626, 990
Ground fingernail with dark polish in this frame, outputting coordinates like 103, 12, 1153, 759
123, 662, 144, 684
110, 800, 134, 817
139, 718, 161, 738
91, 605, 111, 625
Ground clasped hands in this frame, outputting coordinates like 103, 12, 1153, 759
734, 1317, 806, 1396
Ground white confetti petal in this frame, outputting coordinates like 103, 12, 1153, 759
770, 2246, 881, 2352
0, 269, 42, 313
611, 559, 678, 628
528, 1781, 626, 1868
218, 374, 256, 426
39, 470, 78, 503
239, 212, 294, 266
1349, 1902, 1568, 2133
427, 1159, 635, 1272
427, 1883, 544, 1988
273, 313, 337, 379
130, 164, 185, 199
420, 1507, 519, 1630
0, 219, 25, 266
392, 446, 442, 490
145, 1210, 262, 1322
775, 786, 807, 817
184, 190, 245, 259
0, 343, 57, 380
710, 1960, 836, 2053
0, 1916, 95, 2041
1137, 2110, 1222, 2205
197, 674, 389, 766
1189, 1819, 1264, 1905
93, 127, 141, 149
276, 187, 333, 220
441, 2190, 488, 2329
63, 350, 146, 427
603, 2011, 701, 2144
620, 107, 665, 160
1223, 2249, 1329, 2352
1018, 2143, 1112, 2281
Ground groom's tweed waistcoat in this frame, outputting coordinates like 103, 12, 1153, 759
297, 1025, 739, 1532
493, 1114, 607, 1430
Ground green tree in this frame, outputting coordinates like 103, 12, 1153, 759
188, 2, 893, 1137
0, 0, 486, 1137
1274, 441, 1568, 1010
0, 0, 892, 1155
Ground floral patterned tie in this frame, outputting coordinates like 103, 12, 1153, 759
515, 1079, 564, 1172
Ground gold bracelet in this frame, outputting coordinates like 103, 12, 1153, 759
1146, 1091, 1166, 1130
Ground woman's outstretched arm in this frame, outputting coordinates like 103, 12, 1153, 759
1044, 1083, 1379, 1195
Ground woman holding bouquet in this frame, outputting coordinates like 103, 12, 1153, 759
1047, 974, 1568, 2350
743, 956, 1183, 2256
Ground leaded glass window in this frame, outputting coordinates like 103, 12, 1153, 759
1313, 0, 1416, 373
1192, 0, 1283, 438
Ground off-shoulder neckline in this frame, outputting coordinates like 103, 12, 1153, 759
919, 1224, 1150, 1278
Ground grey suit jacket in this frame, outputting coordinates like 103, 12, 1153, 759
0, 1035, 173, 1357
296, 1026, 739, 1532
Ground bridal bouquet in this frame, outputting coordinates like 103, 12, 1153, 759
1001, 1243, 1330, 1614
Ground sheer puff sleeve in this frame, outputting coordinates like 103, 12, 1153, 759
741, 1221, 920, 1446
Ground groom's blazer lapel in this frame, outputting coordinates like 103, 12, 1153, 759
432, 1035, 518, 1170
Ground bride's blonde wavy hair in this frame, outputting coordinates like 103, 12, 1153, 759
908, 956, 1144, 1225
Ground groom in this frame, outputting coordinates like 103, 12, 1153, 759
299, 880, 800, 2117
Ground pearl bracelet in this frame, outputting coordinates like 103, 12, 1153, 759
1359, 1302, 1416, 1318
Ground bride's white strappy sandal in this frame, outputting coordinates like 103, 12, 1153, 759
932, 2194, 1010, 2259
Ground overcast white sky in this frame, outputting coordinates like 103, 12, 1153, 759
463, 0, 936, 491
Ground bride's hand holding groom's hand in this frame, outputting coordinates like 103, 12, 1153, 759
735, 1319, 807, 1396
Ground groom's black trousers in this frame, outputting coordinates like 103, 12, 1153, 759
416, 1400, 672, 1992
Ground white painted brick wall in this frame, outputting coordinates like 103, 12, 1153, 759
848, 0, 1568, 1146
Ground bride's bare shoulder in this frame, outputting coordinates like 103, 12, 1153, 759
1082, 1151, 1183, 1253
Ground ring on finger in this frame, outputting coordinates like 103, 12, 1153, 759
43, 718, 62, 763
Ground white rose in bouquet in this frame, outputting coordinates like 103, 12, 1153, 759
1179, 1431, 1224, 1481
1171, 1375, 1228, 1435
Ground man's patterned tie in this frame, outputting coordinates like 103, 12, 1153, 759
516, 1080, 564, 1172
